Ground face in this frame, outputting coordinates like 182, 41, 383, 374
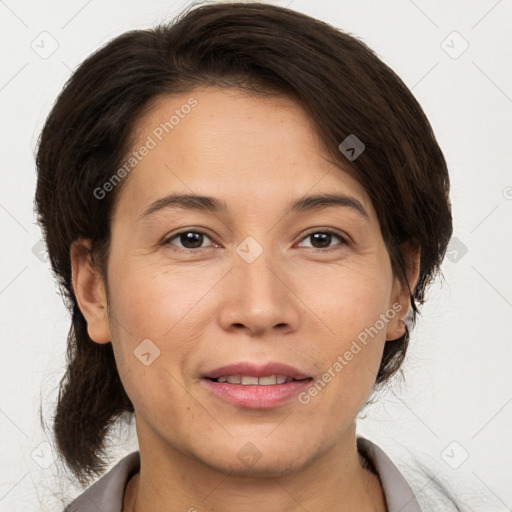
74, 87, 410, 477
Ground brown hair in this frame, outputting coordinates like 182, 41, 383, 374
35, 1, 452, 486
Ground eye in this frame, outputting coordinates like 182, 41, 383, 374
163, 229, 348, 252
297, 230, 348, 250
163, 230, 215, 250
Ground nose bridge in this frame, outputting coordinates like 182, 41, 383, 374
236, 237, 284, 307
239, 241, 280, 294
219, 235, 300, 335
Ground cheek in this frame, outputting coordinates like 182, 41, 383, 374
108, 257, 211, 338
105, 260, 216, 391
295, 253, 393, 337
294, 257, 392, 407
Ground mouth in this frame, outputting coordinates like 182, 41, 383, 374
200, 362, 313, 409
206, 375, 304, 385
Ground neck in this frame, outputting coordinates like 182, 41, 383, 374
123, 422, 386, 512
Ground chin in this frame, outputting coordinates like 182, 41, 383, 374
202, 451, 315, 478
190, 434, 327, 478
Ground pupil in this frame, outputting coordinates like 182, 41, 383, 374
181, 232, 203, 248
312, 233, 330, 248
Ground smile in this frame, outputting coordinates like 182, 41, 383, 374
200, 362, 313, 408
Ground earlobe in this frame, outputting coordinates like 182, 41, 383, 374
386, 241, 421, 341
70, 238, 111, 344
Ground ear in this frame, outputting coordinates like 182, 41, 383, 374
70, 238, 111, 344
386, 240, 421, 341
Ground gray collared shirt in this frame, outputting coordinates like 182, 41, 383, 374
65, 437, 423, 511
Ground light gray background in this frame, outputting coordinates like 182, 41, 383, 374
1, 0, 511, 510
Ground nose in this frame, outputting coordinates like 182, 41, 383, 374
218, 244, 302, 338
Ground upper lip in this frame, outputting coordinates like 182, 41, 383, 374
201, 362, 311, 380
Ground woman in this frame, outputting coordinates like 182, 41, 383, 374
35, 2, 454, 511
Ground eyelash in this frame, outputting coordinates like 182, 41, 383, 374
162, 229, 349, 252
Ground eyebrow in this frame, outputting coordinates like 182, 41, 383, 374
137, 192, 370, 221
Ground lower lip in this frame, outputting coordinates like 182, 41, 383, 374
201, 378, 312, 409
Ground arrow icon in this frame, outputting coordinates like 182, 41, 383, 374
134, 339, 161, 365
236, 236, 263, 263
237, 441, 262, 467
338, 134, 365, 161
440, 31, 469, 59
446, 237, 468, 262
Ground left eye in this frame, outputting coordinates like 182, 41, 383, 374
297, 231, 347, 249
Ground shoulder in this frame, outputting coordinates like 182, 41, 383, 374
64, 451, 140, 512
358, 437, 423, 512
357, 437, 461, 512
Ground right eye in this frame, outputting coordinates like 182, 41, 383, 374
163, 230, 216, 251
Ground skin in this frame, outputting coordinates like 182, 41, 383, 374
71, 87, 420, 512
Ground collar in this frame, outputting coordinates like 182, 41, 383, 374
66, 437, 421, 511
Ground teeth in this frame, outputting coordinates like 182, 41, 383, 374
215, 375, 292, 385
241, 376, 260, 385
258, 375, 277, 385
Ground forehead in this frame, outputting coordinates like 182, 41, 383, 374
112, 87, 374, 223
